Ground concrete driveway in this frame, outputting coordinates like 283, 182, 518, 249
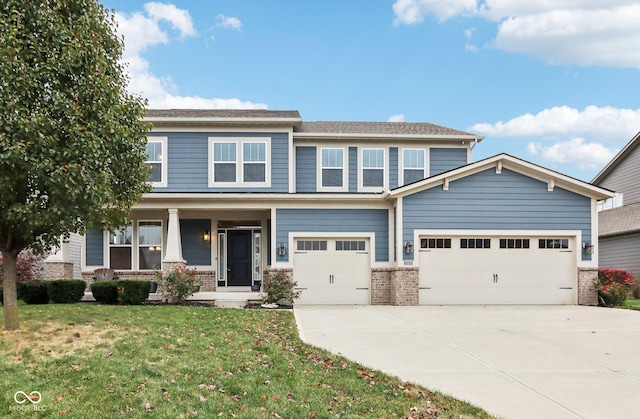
294, 305, 640, 419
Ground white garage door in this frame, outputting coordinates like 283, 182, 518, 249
293, 238, 370, 304
419, 235, 577, 304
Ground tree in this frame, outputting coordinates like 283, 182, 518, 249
0, 0, 151, 330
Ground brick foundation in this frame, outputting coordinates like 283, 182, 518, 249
81, 268, 216, 291
44, 262, 74, 280
578, 268, 598, 306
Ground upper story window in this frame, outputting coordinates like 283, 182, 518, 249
318, 147, 347, 191
209, 138, 271, 187
597, 193, 623, 212
146, 137, 167, 187
361, 148, 385, 191
402, 148, 426, 185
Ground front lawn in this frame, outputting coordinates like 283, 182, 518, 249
1, 305, 492, 418
623, 298, 640, 310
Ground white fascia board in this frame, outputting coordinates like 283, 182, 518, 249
145, 117, 302, 125
390, 154, 616, 200
293, 132, 484, 141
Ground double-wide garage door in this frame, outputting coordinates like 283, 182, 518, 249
293, 238, 370, 304
419, 235, 577, 305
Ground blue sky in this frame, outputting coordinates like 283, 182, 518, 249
101, 0, 640, 181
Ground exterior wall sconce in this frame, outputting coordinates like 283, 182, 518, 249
278, 243, 287, 256
203, 230, 211, 242
583, 242, 594, 254
404, 241, 414, 254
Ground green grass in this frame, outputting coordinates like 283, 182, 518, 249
1, 304, 492, 418
623, 298, 640, 310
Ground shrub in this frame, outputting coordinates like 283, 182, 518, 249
19, 281, 49, 304
0, 251, 45, 299
155, 266, 201, 304
118, 280, 151, 305
90, 281, 120, 304
597, 268, 635, 307
47, 280, 86, 303
262, 270, 300, 305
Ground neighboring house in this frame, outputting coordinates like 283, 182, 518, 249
46, 109, 614, 305
592, 131, 640, 278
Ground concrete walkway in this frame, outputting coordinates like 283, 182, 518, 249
294, 305, 640, 419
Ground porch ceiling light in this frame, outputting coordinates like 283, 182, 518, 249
203, 230, 211, 242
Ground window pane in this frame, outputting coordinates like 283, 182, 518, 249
214, 163, 236, 182
214, 142, 236, 162
139, 247, 162, 270
244, 163, 265, 182
404, 149, 424, 168
146, 142, 162, 161
110, 247, 132, 270
147, 163, 162, 183
322, 149, 343, 168
244, 142, 266, 162
139, 222, 162, 245
363, 169, 383, 187
110, 226, 132, 245
404, 169, 424, 184
363, 149, 384, 168
322, 169, 343, 187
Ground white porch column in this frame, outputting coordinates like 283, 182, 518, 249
164, 208, 185, 264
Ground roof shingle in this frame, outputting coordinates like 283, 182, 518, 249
295, 121, 477, 137
599, 202, 640, 237
146, 109, 301, 119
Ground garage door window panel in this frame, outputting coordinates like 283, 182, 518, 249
421, 238, 451, 249
460, 238, 491, 249
297, 240, 327, 251
539, 239, 569, 249
500, 238, 530, 249
336, 240, 366, 251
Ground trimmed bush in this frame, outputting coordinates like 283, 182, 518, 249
118, 280, 151, 305
90, 281, 120, 304
597, 268, 635, 307
19, 281, 49, 304
46, 280, 86, 303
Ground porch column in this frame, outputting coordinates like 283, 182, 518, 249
164, 209, 185, 264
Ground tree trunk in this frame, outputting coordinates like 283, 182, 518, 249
3, 250, 20, 330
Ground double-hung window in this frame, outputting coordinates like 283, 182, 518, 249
361, 148, 385, 190
210, 138, 270, 187
146, 137, 167, 187
109, 226, 133, 270
319, 148, 346, 191
402, 149, 426, 185
138, 221, 162, 270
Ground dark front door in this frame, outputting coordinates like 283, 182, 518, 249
227, 230, 252, 286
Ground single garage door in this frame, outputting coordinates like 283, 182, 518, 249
419, 235, 577, 304
293, 238, 370, 304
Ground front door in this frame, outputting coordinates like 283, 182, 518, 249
227, 230, 253, 286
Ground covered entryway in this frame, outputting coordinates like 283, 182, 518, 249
418, 234, 577, 304
293, 237, 371, 304
217, 225, 263, 289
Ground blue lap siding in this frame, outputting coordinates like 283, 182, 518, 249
85, 228, 104, 266
275, 208, 389, 263
180, 219, 212, 265
402, 168, 592, 261
430, 148, 467, 176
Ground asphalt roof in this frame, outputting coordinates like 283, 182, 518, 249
145, 109, 302, 119
599, 202, 640, 237
295, 121, 477, 137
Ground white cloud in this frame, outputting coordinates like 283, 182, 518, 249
388, 114, 406, 122
115, 3, 265, 109
527, 138, 619, 170
392, 0, 477, 24
392, 0, 640, 68
469, 105, 640, 142
216, 14, 243, 31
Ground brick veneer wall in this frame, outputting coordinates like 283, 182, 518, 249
371, 268, 392, 305
390, 267, 419, 306
44, 262, 74, 280
81, 269, 216, 291
578, 268, 598, 306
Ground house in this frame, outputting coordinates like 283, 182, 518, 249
592, 131, 640, 278
45, 109, 615, 305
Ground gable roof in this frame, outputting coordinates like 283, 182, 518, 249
592, 130, 640, 184
294, 121, 481, 140
599, 202, 640, 237
390, 153, 615, 200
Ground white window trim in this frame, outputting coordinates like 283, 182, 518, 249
317, 146, 348, 192
208, 137, 271, 188
147, 137, 168, 188
108, 224, 133, 271
358, 147, 387, 192
400, 148, 427, 186
106, 221, 164, 271
137, 220, 164, 271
